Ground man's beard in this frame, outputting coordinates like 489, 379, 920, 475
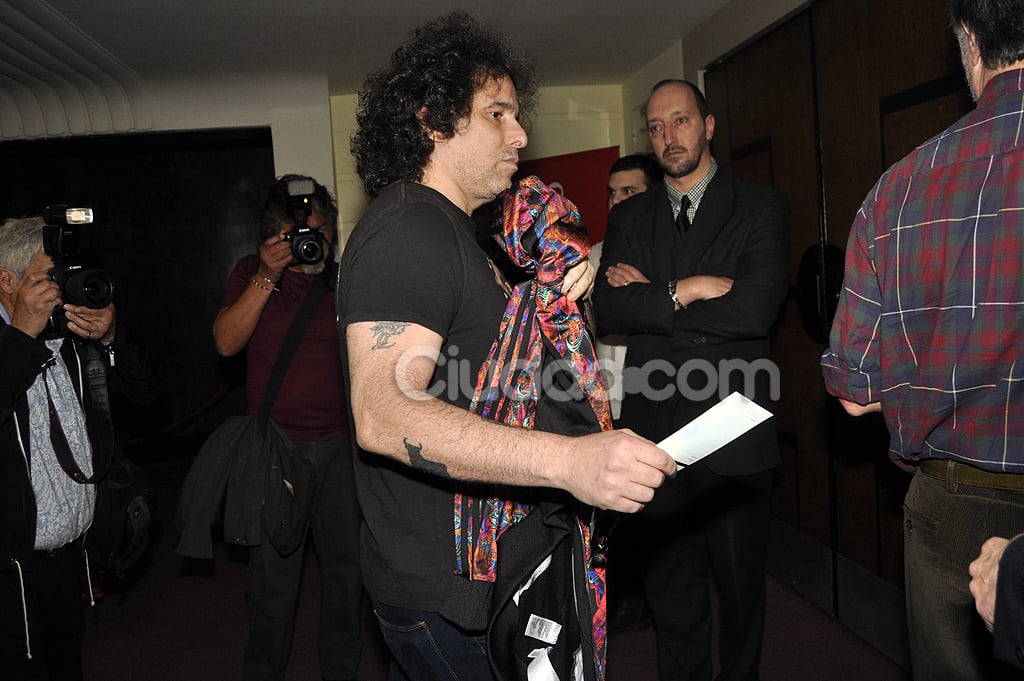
663, 153, 700, 179
296, 261, 326, 275
461, 159, 517, 206
661, 140, 706, 180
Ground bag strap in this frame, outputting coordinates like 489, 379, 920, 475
257, 270, 327, 425
51, 341, 115, 484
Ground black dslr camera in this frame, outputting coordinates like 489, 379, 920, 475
43, 206, 114, 334
282, 177, 325, 265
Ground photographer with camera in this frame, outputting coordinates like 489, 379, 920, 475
0, 214, 156, 680
211, 175, 362, 681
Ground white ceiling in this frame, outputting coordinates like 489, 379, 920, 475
0, 0, 735, 139
33, 0, 731, 92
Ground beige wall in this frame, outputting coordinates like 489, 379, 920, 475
622, 41, 686, 155
522, 85, 625, 161
270, 101, 334, 194
329, 93, 365, 245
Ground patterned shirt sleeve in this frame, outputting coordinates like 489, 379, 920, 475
821, 191, 884, 406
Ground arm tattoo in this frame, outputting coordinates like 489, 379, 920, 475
370, 321, 409, 349
404, 437, 450, 478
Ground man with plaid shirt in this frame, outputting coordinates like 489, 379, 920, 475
821, 1, 1024, 678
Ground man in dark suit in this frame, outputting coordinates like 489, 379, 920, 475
593, 79, 789, 680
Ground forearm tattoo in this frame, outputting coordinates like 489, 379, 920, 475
404, 437, 449, 478
370, 321, 409, 349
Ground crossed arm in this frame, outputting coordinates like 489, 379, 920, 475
595, 190, 789, 344
604, 262, 733, 310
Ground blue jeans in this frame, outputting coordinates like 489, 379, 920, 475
904, 467, 1024, 681
372, 600, 493, 681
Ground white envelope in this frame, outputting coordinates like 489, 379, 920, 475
657, 392, 773, 467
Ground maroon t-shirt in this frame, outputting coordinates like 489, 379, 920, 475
222, 254, 347, 441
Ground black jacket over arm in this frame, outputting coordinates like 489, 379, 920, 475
592, 169, 789, 475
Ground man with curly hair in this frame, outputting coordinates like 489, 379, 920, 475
338, 12, 675, 680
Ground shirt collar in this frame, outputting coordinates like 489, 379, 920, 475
666, 158, 718, 220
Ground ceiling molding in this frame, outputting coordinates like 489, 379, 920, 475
0, 0, 152, 140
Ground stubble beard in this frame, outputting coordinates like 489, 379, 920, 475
658, 129, 708, 180
490, 154, 520, 197
462, 158, 517, 206
296, 261, 326, 276
662, 152, 700, 180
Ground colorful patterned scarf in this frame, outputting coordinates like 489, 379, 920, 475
454, 175, 612, 678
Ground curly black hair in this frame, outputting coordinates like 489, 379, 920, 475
350, 12, 539, 198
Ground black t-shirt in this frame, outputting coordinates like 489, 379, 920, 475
337, 182, 508, 617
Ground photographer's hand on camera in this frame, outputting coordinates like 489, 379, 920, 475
213, 230, 295, 357
10, 253, 62, 339
257, 230, 293, 284
63, 302, 115, 346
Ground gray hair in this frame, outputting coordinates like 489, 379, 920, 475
0, 217, 44, 278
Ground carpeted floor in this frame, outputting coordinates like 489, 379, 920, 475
79, 450, 911, 681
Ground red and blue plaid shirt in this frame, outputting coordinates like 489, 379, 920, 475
822, 68, 1024, 473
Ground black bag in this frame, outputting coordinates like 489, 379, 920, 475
86, 456, 158, 578
176, 271, 325, 559
178, 413, 311, 557
258, 419, 312, 555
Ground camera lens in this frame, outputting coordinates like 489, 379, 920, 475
296, 238, 323, 264
64, 268, 114, 308
288, 227, 324, 265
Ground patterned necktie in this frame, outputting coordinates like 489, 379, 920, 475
676, 194, 692, 234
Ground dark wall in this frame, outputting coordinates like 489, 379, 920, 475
814, 0, 972, 589
704, 0, 972, 611
705, 10, 827, 547
0, 129, 275, 444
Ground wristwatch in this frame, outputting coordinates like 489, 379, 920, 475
668, 279, 683, 310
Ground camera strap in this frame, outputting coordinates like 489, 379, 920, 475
46, 379, 91, 483
256, 270, 328, 430
48, 342, 114, 485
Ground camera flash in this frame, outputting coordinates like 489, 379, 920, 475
286, 178, 315, 197
65, 208, 93, 224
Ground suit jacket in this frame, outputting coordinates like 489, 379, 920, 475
994, 537, 1024, 669
592, 168, 789, 476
